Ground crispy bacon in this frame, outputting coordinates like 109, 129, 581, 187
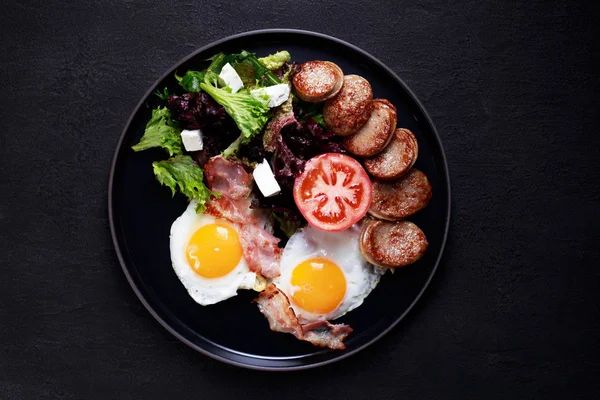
205, 196, 251, 225
238, 224, 282, 279
204, 156, 252, 200
206, 198, 281, 277
255, 284, 303, 339
302, 320, 353, 350
204, 156, 281, 278
255, 285, 353, 350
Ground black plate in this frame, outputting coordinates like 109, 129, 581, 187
109, 29, 451, 370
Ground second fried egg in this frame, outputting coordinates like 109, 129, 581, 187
273, 223, 383, 324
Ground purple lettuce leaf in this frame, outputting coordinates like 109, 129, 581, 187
166, 92, 241, 166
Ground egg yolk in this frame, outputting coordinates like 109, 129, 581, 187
290, 257, 346, 314
186, 223, 243, 278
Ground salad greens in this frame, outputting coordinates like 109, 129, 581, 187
132, 107, 183, 156
258, 50, 291, 71
263, 95, 295, 152
133, 49, 344, 224
294, 97, 326, 127
176, 71, 205, 93
272, 211, 301, 238
152, 155, 217, 213
199, 79, 270, 145
153, 87, 171, 100
176, 51, 281, 154
177, 51, 281, 92
230, 51, 281, 87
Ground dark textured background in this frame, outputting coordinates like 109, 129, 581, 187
1, 0, 599, 398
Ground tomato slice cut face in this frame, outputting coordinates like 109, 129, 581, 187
293, 153, 373, 231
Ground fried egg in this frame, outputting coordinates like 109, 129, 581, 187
273, 223, 383, 323
169, 200, 261, 305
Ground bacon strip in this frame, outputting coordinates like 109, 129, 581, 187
204, 156, 253, 200
205, 196, 251, 225
238, 224, 282, 279
206, 199, 281, 278
255, 285, 353, 350
255, 284, 303, 339
302, 321, 353, 350
203, 156, 281, 278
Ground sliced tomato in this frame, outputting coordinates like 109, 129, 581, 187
293, 153, 373, 232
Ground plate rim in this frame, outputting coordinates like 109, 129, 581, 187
108, 28, 452, 371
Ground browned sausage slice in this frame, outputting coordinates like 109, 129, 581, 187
292, 61, 344, 103
369, 169, 432, 220
363, 128, 419, 180
371, 98, 397, 115
343, 100, 398, 157
359, 220, 428, 268
323, 75, 373, 136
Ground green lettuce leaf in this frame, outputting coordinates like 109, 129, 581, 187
221, 135, 243, 159
152, 155, 217, 213
294, 96, 327, 127
153, 87, 170, 100
174, 51, 287, 158
258, 51, 291, 70
311, 113, 326, 127
178, 71, 206, 92
272, 212, 301, 238
178, 51, 282, 93
233, 50, 281, 87
199, 79, 270, 144
132, 107, 182, 156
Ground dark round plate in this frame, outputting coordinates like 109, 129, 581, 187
109, 29, 450, 370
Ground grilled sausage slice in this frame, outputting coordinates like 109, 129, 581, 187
363, 128, 418, 180
344, 100, 397, 157
360, 220, 428, 268
323, 75, 373, 136
371, 98, 397, 114
292, 61, 344, 103
368, 169, 432, 220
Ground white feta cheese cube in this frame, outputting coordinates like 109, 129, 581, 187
180, 129, 203, 152
218, 63, 244, 93
250, 84, 290, 108
253, 159, 281, 197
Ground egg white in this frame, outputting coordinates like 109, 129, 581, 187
169, 200, 259, 305
273, 223, 383, 323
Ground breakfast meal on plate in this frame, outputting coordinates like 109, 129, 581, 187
131, 50, 432, 350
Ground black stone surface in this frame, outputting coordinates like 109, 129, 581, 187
1, 0, 599, 398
